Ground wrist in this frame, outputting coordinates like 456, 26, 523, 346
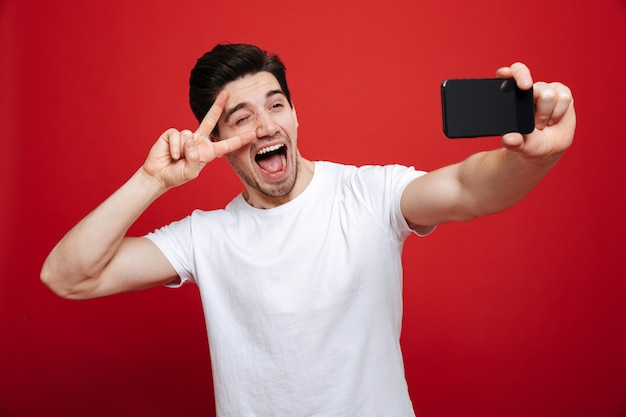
135, 167, 171, 197
509, 147, 564, 172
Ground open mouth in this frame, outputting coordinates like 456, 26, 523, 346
255, 144, 288, 176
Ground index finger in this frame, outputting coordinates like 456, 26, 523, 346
194, 90, 230, 137
510, 62, 533, 90
496, 62, 533, 90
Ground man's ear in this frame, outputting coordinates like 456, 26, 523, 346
292, 103, 299, 128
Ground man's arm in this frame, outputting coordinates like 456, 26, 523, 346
41, 91, 255, 300
401, 63, 576, 228
41, 169, 176, 300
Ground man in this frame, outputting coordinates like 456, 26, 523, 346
41, 44, 575, 416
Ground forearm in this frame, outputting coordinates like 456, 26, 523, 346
41, 168, 167, 295
403, 65, 574, 228
457, 147, 563, 217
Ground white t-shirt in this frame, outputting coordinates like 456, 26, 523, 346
146, 161, 430, 417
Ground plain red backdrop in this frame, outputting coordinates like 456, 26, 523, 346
2, 0, 626, 416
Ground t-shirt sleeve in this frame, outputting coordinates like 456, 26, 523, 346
353, 164, 436, 241
386, 165, 436, 239
144, 216, 197, 287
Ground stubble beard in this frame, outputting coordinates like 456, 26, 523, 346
227, 146, 300, 199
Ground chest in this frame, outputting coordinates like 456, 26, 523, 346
196, 194, 401, 317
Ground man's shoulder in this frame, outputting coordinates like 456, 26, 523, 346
315, 160, 418, 180
187, 202, 238, 223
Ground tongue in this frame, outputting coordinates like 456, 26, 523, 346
257, 153, 284, 174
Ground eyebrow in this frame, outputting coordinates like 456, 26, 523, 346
223, 89, 287, 124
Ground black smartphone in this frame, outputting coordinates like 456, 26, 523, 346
441, 78, 535, 138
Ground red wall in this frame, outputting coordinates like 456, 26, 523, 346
2, 0, 626, 416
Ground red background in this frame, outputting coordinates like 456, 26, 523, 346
2, 0, 626, 416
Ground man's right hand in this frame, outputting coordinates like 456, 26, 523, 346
142, 91, 256, 189
41, 91, 256, 299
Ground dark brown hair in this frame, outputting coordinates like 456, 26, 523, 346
189, 43, 292, 134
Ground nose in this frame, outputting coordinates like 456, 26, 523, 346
255, 110, 279, 138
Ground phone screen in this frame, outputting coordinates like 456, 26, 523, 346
441, 78, 534, 138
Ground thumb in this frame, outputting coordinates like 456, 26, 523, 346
502, 132, 525, 152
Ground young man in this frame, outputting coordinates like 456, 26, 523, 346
41, 44, 575, 416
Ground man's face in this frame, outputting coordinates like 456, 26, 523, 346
212, 71, 303, 207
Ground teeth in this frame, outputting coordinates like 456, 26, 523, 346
257, 144, 284, 155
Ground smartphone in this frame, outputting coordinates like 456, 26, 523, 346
441, 78, 535, 138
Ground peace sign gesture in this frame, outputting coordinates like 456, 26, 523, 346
142, 91, 256, 190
